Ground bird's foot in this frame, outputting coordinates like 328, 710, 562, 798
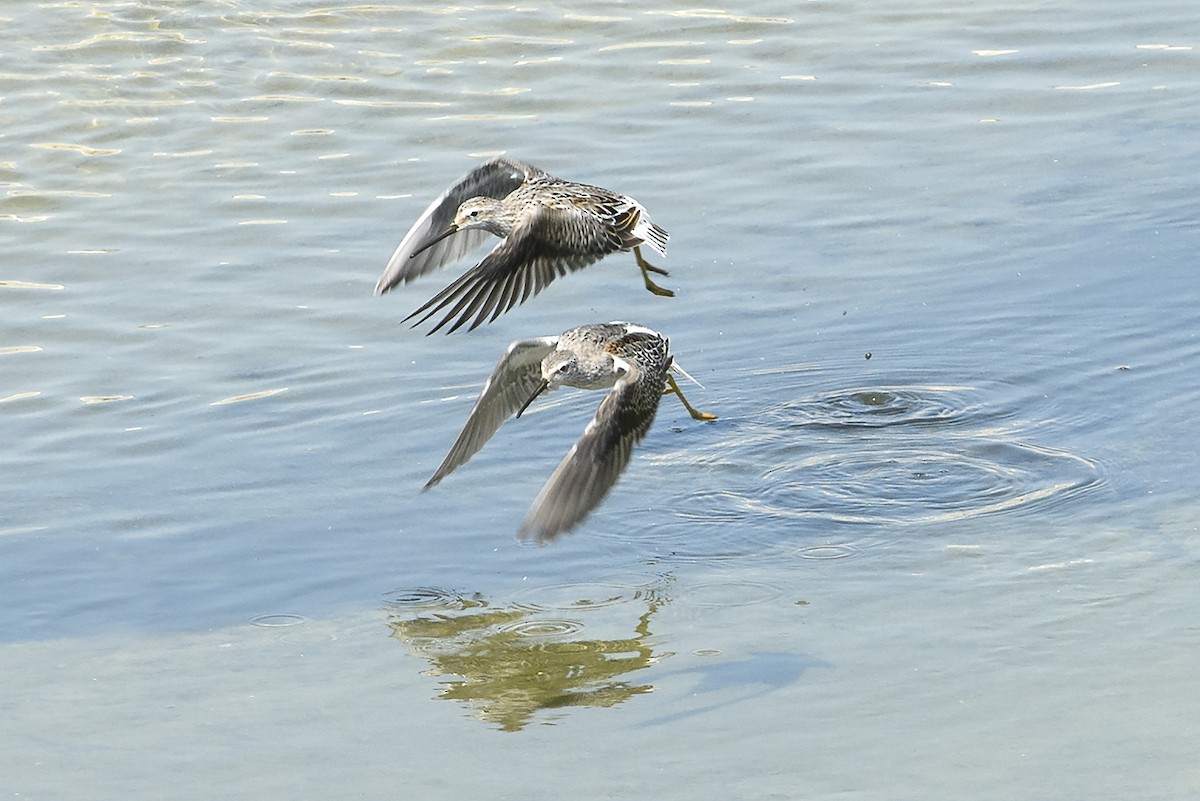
633, 248, 675, 296
665, 376, 717, 421
644, 279, 676, 298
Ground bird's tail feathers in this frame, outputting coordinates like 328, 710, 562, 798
638, 219, 669, 257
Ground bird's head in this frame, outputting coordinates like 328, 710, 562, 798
516, 351, 576, 419
409, 196, 508, 260
453, 196, 507, 235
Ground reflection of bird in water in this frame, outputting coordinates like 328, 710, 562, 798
386, 584, 673, 731
374, 157, 674, 334
423, 322, 717, 542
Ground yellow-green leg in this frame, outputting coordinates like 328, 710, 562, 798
665, 374, 717, 421
633, 246, 675, 297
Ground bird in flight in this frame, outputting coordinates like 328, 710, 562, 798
423, 322, 716, 541
374, 157, 673, 334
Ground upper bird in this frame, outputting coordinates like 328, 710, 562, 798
422, 321, 717, 542
374, 157, 674, 335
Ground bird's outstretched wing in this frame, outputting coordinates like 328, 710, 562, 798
424, 335, 559, 490
375, 157, 545, 295
519, 363, 666, 542
403, 206, 617, 334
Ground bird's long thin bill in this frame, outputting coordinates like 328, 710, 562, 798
670, 360, 705, 389
409, 225, 459, 258
516, 379, 549, 419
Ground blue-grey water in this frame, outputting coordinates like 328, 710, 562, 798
3, 1, 1198, 798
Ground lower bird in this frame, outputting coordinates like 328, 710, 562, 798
423, 322, 716, 542
374, 157, 674, 335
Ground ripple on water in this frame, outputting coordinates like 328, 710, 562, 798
769, 384, 996, 431
685, 580, 786, 607
497, 619, 585, 638
512, 578, 669, 612
382, 586, 478, 611
652, 382, 1105, 538
250, 613, 307, 627
794, 543, 858, 560
754, 438, 1103, 526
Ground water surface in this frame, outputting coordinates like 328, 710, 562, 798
3, 1, 1198, 798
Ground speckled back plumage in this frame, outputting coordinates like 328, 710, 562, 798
552, 322, 668, 386
506, 178, 669, 259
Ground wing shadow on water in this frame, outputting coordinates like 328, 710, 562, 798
640, 651, 829, 728
386, 585, 671, 732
